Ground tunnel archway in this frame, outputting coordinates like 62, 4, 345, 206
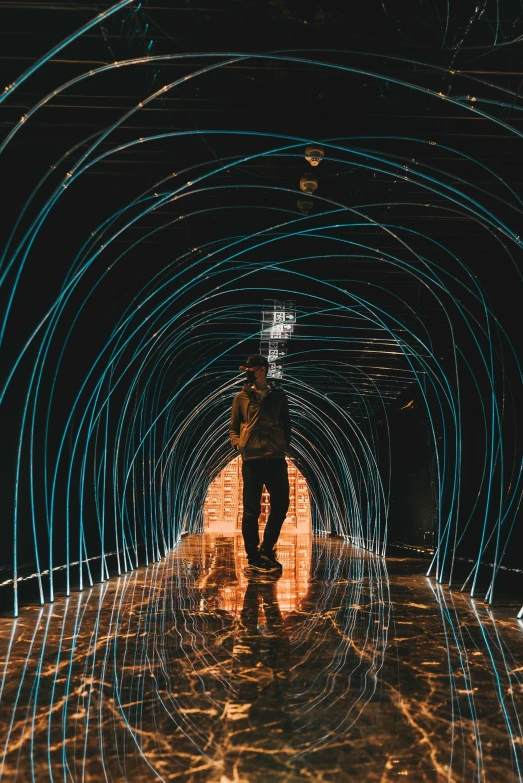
0, 12, 521, 617
1, 5, 523, 781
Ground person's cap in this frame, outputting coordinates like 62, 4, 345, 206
239, 354, 269, 371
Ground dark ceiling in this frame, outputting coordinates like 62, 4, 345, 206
1, 1, 522, 415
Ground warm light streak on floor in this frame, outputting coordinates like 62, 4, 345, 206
0, 535, 522, 782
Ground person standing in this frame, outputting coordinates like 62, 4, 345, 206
230, 355, 291, 572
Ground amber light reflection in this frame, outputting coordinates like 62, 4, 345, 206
198, 533, 311, 616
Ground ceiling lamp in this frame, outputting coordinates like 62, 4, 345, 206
297, 199, 314, 215
300, 174, 318, 194
305, 146, 324, 166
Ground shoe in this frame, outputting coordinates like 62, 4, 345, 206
245, 555, 279, 573
259, 546, 283, 570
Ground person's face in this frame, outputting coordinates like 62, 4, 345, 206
246, 365, 265, 383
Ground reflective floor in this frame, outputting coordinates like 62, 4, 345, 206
0, 534, 522, 782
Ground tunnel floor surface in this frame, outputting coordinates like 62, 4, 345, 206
0, 534, 522, 782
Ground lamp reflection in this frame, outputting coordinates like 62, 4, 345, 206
223, 574, 292, 731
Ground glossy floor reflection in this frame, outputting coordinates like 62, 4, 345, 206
0, 535, 522, 782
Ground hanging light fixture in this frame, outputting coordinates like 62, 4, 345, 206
297, 199, 314, 215
300, 174, 318, 194
305, 146, 324, 166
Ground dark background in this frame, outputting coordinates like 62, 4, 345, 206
1, 0, 522, 607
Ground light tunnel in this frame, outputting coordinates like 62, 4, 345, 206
1, 120, 520, 613
0, 2, 523, 780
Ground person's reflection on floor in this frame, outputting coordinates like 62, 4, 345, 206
228, 573, 293, 735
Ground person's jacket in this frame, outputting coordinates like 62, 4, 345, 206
229, 382, 291, 460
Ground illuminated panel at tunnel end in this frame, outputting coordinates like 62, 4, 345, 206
203, 455, 312, 536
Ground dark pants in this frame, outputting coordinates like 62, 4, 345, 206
242, 458, 289, 559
